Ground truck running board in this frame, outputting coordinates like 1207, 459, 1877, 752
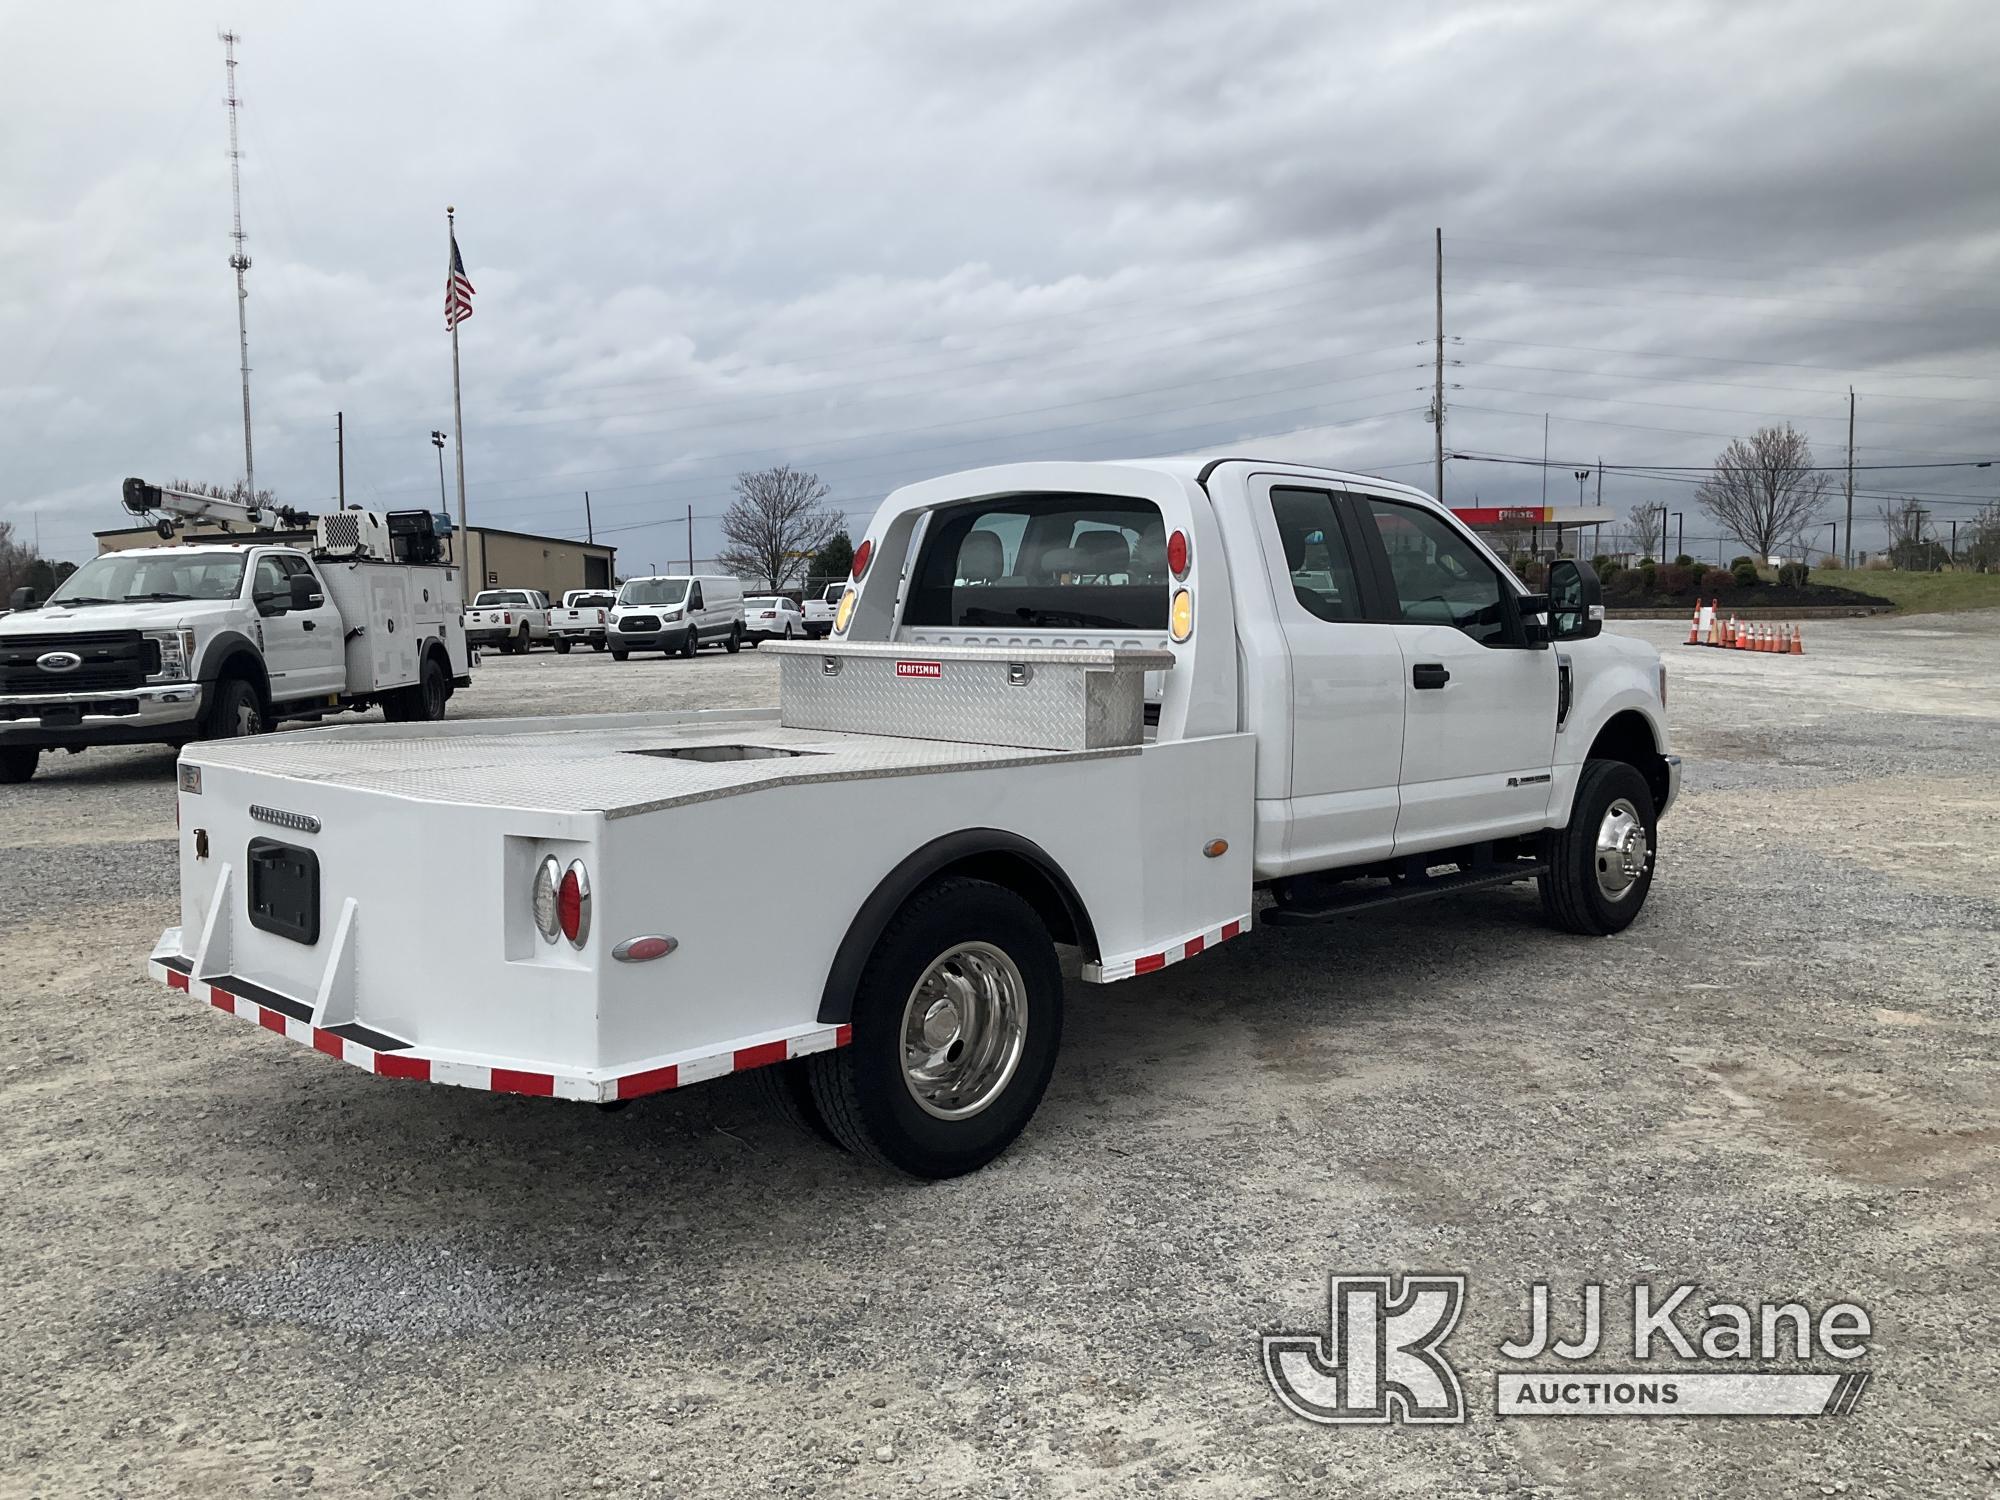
1261, 859, 1547, 925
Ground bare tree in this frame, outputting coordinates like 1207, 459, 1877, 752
1626, 501, 1668, 560
1964, 501, 2000, 573
1695, 424, 1828, 561
0, 519, 40, 601
1878, 496, 1945, 571
715, 465, 843, 589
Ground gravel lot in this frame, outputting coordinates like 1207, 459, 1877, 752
3, 616, 1996, 1499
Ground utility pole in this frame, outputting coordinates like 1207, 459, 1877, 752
686, 503, 694, 573
1541, 415, 1549, 504
1844, 386, 1855, 568
220, 32, 255, 504
1432, 227, 1445, 504
336, 411, 345, 508
584, 491, 594, 544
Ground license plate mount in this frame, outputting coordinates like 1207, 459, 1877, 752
246, 838, 320, 946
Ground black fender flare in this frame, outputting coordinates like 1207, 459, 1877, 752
816, 829, 1099, 1026
196, 633, 271, 707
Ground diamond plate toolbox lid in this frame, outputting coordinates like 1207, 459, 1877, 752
770, 641, 1176, 751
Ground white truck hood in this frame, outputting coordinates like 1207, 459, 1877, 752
6, 600, 240, 635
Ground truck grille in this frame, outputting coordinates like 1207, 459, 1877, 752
618, 615, 661, 632
0, 630, 150, 693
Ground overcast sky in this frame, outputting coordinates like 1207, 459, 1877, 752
5, 0, 1998, 569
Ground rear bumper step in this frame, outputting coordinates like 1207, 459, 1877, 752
146, 950, 849, 1104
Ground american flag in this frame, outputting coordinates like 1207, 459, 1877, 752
446, 233, 476, 330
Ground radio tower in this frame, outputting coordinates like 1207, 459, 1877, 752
221, 30, 255, 502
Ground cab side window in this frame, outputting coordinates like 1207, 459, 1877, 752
1269, 487, 1363, 623
252, 556, 290, 608
687, 584, 704, 611
1363, 500, 1513, 646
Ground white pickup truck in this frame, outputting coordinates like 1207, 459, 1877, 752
801, 582, 844, 638
147, 459, 1675, 1177
549, 590, 616, 653
3, 482, 470, 784
464, 590, 551, 654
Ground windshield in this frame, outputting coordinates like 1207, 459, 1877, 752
48, 550, 248, 606
619, 579, 689, 607
569, 593, 614, 608
475, 591, 531, 606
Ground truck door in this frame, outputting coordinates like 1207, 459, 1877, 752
1256, 481, 1406, 869
249, 555, 315, 701
279, 557, 347, 698
1350, 497, 1559, 852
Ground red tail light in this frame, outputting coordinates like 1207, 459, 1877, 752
1167, 530, 1190, 578
558, 862, 590, 947
504, 612, 514, 625
852, 539, 873, 579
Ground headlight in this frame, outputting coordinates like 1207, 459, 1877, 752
148, 629, 195, 683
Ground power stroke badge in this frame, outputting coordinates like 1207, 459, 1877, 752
1263, 1274, 1873, 1423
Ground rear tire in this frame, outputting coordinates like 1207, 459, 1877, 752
553, 638, 572, 655
749, 1059, 845, 1148
204, 677, 265, 740
592, 640, 606, 652
1539, 759, 1658, 936
725, 624, 742, 654
807, 877, 1063, 1178
0, 747, 39, 784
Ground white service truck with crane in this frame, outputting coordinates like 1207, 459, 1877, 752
147, 459, 1676, 1177
1, 479, 471, 783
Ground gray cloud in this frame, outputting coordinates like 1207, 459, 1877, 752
4, 0, 1996, 567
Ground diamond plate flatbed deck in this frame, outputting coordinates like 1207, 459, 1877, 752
187, 711, 1137, 819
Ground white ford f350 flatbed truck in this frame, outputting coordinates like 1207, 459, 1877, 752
149, 458, 1677, 1177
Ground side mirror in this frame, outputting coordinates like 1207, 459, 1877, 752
289, 574, 324, 611
1547, 560, 1603, 641
9, 586, 39, 611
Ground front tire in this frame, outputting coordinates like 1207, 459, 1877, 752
807, 877, 1063, 1178
204, 677, 265, 740
679, 630, 698, 659
1539, 759, 1658, 935
611, 648, 629, 662
0, 747, 39, 784
553, 638, 571, 655
725, 624, 742, 654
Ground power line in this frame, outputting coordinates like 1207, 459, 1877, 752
1456, 335, 2000, 385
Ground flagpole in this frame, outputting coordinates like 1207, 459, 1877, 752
447, 205, 469, 548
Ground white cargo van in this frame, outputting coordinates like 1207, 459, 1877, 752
608, 575, 745, 659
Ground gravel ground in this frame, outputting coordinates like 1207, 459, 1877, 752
2, 616, 1996, 1499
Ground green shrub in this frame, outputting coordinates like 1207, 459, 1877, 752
1689, 560, 1710, 582
1775, 561, 1811, 588
1731, 558, 1761, 588
1604, 567, 1645, 600
1656, 563, 1696, 596
1674, 553, 1695, 567
1730, 555, 1755, 571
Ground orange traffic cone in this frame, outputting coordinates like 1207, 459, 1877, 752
1763, 624, 1777, 653
1685, 602, 1701, 645
1759, 624, 1773, 652
1791, 624, 1804, 655
1708, 605, 1723, 647
1735, 619, 1748, 650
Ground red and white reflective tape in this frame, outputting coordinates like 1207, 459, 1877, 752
146, 957, 848, 1103
1081, 913, 1252, 984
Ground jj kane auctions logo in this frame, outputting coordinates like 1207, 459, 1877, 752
1264, 1275, 1872, 1423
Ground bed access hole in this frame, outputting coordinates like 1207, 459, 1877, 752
626, 744, 823, 763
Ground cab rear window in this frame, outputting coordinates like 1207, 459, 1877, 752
902, 494, 1169, 631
